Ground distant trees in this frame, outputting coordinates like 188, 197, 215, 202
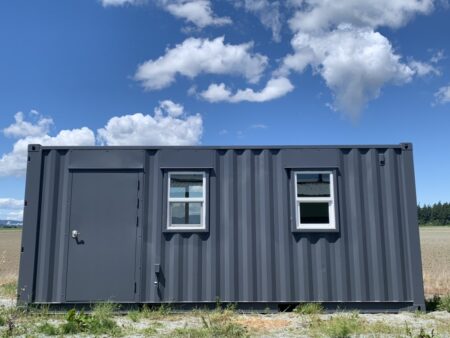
418, 202, 450, 225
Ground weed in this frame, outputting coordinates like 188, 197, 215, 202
417, 327, 436, 338
293, 302, 324, 315
426, 295, 441, 312
60, 304, 121, 336
308, 312, 362, 338
139, 304, 172, 320
437, 294, 450, 312
0, 282, 16, 299
128, 309, 141, 322
140, 326, 158, 335
174, 308, 247, 337
426, 294, 450, 312
36, 321, 60, 336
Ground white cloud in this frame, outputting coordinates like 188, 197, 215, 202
4, 111, 53, 138
434, 85, 450, 105
0, 103, 203, 177
0, 198, 24, 221
97, 100, 203, 146
430, 50, 445, 64
234, 0, 282, 42
100, 0, 141, 6
159, 0, 231, 28
154, 100, 185, 117
250, 123, 267, 129
0, 111, 96, 177
408, 60, 440, 76
277, 0, 438, 118
134, 36, 268, 90
288, 0, 434, 32
0, 198, 23, 210
280, 25, 425, 118
200, 77, 294, 103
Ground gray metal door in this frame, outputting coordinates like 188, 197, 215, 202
65, 171, 139, 302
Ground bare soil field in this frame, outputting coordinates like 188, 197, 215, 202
0, 229, 21, 286
1, 227, 449, 295
420, 226, 450, 296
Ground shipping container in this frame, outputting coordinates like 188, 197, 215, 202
17, 143, 425, 311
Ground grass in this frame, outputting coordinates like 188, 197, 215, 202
427, 294, 450, 312
127, 303, 172, 322
306, 312, 437, 337
174, 308, 247, 337
293, 302, 324, 315
24, 303, 122, 336
420, 227, 450, 296
0, 282, 15, 299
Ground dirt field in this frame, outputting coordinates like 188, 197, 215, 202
420, 227, 450, 296
1, 227, 449, 295
0, 229, 21, 286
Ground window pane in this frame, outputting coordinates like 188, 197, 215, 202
300, 202, 329, 224
170, 174, 203, 198
170, 202, 202, 226
297, 173, 330, 197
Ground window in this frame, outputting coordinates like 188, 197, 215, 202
167, 172, 206, 230
294, 171, 336, 230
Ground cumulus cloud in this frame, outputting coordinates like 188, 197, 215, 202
100, 0, 141, 6
408, 60, 440, 76
1, 103, 203, 177
200, 77, 294, 103
4, 111, 53, 138
434, 85, 450, 105
0, 198, 23, 209
280, 25, 428, 118
0, 198, 24, 221
134, 36, 268, 90
279, 0, 437, 118
288, 0, 434, 32
159, 0, 231, 28
97, 100, 202, 145
233, 0, 282, 42
0, 111, 95, 177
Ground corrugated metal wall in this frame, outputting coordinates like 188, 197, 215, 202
18, 145, 425, 309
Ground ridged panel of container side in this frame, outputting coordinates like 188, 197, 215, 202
34, 149, 70, 303
141, 147, 422, 305
19, 145, 424, 310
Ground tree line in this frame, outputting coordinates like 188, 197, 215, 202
418, 202, 450, 225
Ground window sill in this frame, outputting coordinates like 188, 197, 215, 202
163, 227, 209, 233
292, 227, 339, 233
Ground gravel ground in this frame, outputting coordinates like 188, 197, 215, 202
1, 299, 450, 337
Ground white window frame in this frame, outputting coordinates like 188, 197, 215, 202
294, 170, 336, 230
167, 171, 206, 230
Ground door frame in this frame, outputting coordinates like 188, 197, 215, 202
61, 169, 144, 303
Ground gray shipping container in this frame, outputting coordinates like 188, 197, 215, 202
18, 143, 425, 311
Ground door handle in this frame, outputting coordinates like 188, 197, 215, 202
71, 230, 80, 239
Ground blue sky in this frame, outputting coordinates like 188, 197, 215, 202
0, 0, 449, 220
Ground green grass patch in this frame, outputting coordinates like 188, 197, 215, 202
127, 303, 172, 322
310, 313, 361, 337
293, 302, 324, 315
437, 294, 450, 312
59, 303, 122, 336
426, 294, 450, 312
174, 308, 247, 337
36, 321, 60, 336
0, 282, 16, 298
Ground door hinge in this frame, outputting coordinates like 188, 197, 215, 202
134, 282, 137, 293
137, 180, 140, 191
136, 216, 139, 227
